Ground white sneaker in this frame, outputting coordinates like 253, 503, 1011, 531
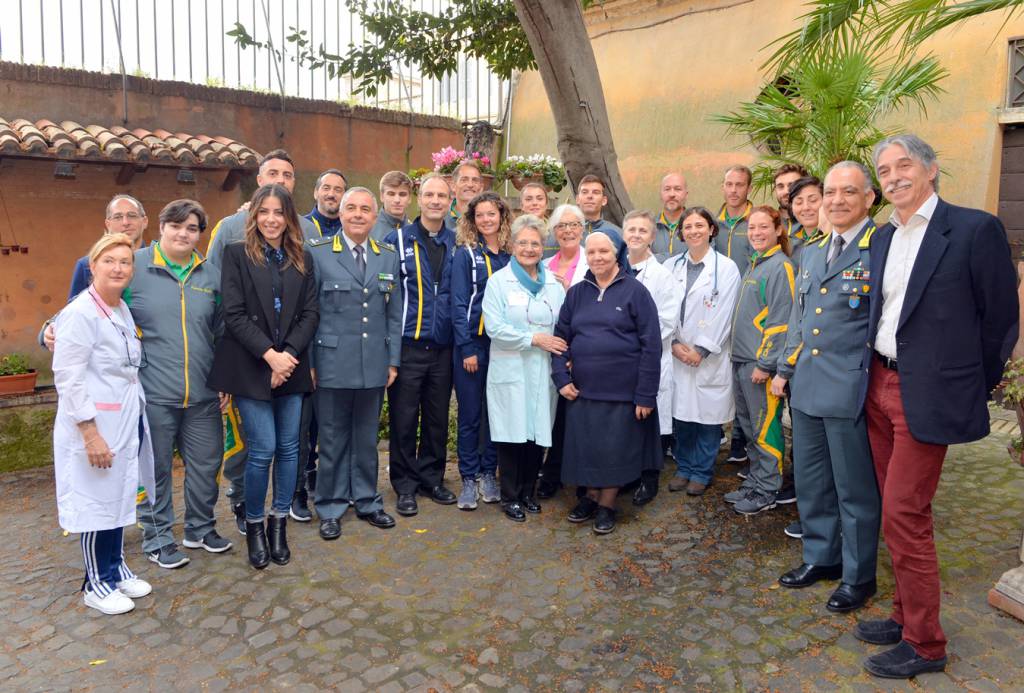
83, 588, 135, 615
115, 577, 152, 599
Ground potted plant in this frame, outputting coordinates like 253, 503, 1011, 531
999, 357, 1024, 463
0, 353, 37, 396
408, 167, 432, 194
496, 154, 567, 192
430, 147, 495, 189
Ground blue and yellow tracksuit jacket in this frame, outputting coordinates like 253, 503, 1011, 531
385, 219, 456, 346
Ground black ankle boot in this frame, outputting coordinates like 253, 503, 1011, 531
267, 515, 290, 565
245, 521, 270, 569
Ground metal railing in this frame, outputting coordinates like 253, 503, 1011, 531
0, 0, 509, 123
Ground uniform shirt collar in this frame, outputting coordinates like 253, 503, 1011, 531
342, 231, 368, 253
833, 217, 870, 248
891, 192, 938, 229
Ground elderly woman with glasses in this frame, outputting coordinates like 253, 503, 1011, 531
481, 215, 567, 521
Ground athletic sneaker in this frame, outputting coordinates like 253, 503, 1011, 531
724, 487, 753, 504
183, 530, 233, 553
115, 577, 152, 599
775, 485, 797, 505
479, 473, 500, 504
147, 543, 190, 569
457, 477, 479, 510
736, 464, 750, 480
784, 521, 803, 539
83, 588, 135, 615
733, 491, 777, 516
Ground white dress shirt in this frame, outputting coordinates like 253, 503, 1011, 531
875, 193, 939, 358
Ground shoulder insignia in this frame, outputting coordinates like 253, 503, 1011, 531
858, 225, 877, 249
377, 241, 396, 253
332, 235, 344, 253
369, 238, 381, 255
307, 236, 333, 248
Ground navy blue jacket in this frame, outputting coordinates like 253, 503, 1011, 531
385, 219, 456, 346
859, 198, 1018, 445
68, 255, 92, 301
552, 266, 662, 407
305, 208, 343, 239
451, 242, 511, 358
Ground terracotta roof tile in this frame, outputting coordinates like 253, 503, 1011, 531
0, 117, 260, 169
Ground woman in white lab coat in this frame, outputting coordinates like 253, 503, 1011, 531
623, 210, 680, 505
52, 233, 156, 615
668, 207, 741, 496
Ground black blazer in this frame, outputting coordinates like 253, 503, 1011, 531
208, 241, 320, 400
859, 198, 1018, 445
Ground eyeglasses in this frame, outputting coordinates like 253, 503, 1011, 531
514, 240, 543, 249
554, 222, 583, 231
108, 212, 142, 222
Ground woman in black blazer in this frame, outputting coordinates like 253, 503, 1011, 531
208, 183, 319, 569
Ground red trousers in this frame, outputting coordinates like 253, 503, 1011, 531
865, 359, 948, 659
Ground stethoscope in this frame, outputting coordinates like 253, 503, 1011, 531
673, 248, 720, 309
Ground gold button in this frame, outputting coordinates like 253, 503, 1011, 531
820, 287, 828, 295
811, 348, 820, 356
812, 328, 820, 335
815, 307, 822, 314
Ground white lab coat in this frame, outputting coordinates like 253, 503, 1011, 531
52, 289, 156, 533
669, 249, 742, 425
483, 266, 566, 447
632, 255, 679, 434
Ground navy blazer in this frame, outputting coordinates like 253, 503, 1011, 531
859, 198, 1018, 445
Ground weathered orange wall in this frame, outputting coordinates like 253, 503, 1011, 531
508, 0, 1024, 215
0, 62, 461, 368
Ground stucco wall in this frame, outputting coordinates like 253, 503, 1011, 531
0, 62, 461, 365
508, 0, 1023, 215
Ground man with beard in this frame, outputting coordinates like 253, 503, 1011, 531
773, 163, 810, 235
445, 161, 484, 232
306, 169, 348, 239
653, 173, 688, 261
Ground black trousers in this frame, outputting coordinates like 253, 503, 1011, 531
496, 441, 544, 503
388, 342, 453, 495
538, 397, 566, 484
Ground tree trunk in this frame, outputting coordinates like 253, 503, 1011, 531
513, 0, 633, 224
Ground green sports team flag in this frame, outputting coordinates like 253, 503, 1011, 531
223, 403, 245, 461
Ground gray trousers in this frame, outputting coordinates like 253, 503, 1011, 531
732, 361, 784, 494
314, 386, 385, 518
139, 399, 224, 552
791, 406, 880, 586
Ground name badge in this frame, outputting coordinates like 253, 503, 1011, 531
508, 291, 529, 307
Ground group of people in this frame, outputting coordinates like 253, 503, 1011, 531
45, 134, 1018, 680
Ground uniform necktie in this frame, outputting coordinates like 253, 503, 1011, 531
828, 235, 846, 269
354, 245, 366, 277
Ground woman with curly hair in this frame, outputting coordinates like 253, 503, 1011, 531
451, 191, 513, 510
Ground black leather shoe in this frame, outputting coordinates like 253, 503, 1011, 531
854, 618, 903, 645
420, 485, 457, 505
522, 497, 541, 514
593, 506, 616, 534
267, 515, 290, 565
536, 477, 561, 499
396, 494, 418, 516
244, 520, 269, 569
318, 518, 341, 540
232, 502, 246, 537
778, 563, 843, 588
632, 481, 657, 506
826, 579, 876, 613
567, 497, 599, 523
503, 502, 526, 522
864, 641, 946, 679
358, 510, 396, 529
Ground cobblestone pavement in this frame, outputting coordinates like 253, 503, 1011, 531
1, 431, 1022, 691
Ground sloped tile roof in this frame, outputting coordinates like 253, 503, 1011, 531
0, 117, 260, 169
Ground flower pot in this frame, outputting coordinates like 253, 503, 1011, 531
480, 173, 495, 190
0, 369, 37, 396
509, 172, 546, 191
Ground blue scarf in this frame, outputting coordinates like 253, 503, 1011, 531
510, 257, 545, 296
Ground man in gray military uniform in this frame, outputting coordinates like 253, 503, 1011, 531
772, 161, 881, 613
308, 187, 402, 540
203, 148, 319, 533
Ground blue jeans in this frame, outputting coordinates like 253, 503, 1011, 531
235, 394, 303, 522
672, 419, 721, 485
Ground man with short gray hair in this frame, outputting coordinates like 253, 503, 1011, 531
855, 134, 1017, 678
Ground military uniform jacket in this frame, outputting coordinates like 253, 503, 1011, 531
309, 234, 402, 390
713, 202, 753, 268
777, 220, 875, 419
730, 245, 795, 371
